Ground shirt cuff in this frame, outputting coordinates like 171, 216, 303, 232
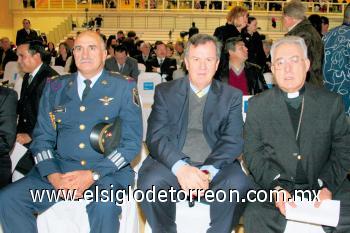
171, 160, 189, 175
200, 165, 219, 180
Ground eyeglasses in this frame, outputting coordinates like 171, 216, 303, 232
272, 56, 305, 70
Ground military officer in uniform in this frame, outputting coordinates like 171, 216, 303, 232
0, 31, 142, 233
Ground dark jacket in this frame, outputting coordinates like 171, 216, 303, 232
0, 49, 18, 79
145, 57, 177, 81
16, 28, 39, 46
220, 61, 268, 95
0, 87, 17, 188
213, 23, 241, 45
244, 83, 350, 192
242, 30, 266, 69
17, 63, 58, 135
286, 19, 324, 87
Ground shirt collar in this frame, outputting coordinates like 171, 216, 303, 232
190, 82, 211, 95
30, 63, 43, 78
77, 69, 103, 88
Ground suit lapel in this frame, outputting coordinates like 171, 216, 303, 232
270, 88, 297, 142
26, 64, 47, 94
176, 78, 190, 148
299, 85, 319, 158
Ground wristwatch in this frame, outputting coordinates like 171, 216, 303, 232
91, 170, 100, 181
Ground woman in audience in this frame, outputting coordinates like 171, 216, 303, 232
46, 42, 57, 58
54, 42, 70, 67
242, 16, 266, 68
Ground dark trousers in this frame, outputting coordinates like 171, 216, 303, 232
138, 156, 252, 233
0, 156, 11, 189
244, 179, 350, 233
0, 168, 123, 233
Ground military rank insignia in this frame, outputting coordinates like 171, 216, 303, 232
133, 88, 140, 107
49, 112, 56, 129
99, 96, 114, 105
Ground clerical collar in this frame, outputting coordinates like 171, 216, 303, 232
282, 85, 305, 99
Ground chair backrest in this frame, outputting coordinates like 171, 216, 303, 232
242, 95, 253, 122
137, 72, 162, 105
138, 63, 146, 72
173, 69, 185, 80
51, 65, 68, 75
3, 62, 23, 84
263, 72, 274, 89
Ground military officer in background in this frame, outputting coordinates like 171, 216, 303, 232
0, 31, 142, 233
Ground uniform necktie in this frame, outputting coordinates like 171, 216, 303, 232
82, 79, 92, 100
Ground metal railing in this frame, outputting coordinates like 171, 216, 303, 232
11, 0, 348, 14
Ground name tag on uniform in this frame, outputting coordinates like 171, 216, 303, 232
53, 106, 66, 113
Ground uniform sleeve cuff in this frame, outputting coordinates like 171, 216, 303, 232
107, 149, 127, 170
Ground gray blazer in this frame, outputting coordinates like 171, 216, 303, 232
105, 56, 140, 80
146, 77, 244, 170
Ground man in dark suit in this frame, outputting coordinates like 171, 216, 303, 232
0, 87, 17, 188
138, 34, 251, 233
134, 42, 153, 65
146, 41, 177, 81
188, 22, 199, 38
283, 0, 324, 87
219, 37, 268, 95
243, 36, 350, 233
15, 41, 58, 175
0, 37, 18, 79
15, 19, 39, 46
105, 45, 139, 80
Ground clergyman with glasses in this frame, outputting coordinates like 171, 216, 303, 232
242, 36, 350, 233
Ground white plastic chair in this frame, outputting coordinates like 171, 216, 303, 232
144, 201, 211, 233
137, 63, 146, 73
242, 95, 253, 122
3, 62, 24, 85
137, 72, 162, 140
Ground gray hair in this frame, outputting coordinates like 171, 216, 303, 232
184, 34, 222, 59
283, 0, 306, 20
270, 36, 308, 61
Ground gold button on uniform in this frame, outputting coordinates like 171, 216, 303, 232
80, 160, 86, 166
57, 119, 62, 123
79, 143, 85, 149
104, 117, 109, 121
80, 106, 86, 112
79, 124, 85, 130
297, 155, 302, 160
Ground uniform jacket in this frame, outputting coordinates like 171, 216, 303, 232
16, 28, 39, 46
145, 57, 177, 81
243, 84, 350, 193
105, 56, 140, 79
146, 77, 244, 170
286, 19, 324, 87
17, 63, 58, 136
30, 70, 142, 187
